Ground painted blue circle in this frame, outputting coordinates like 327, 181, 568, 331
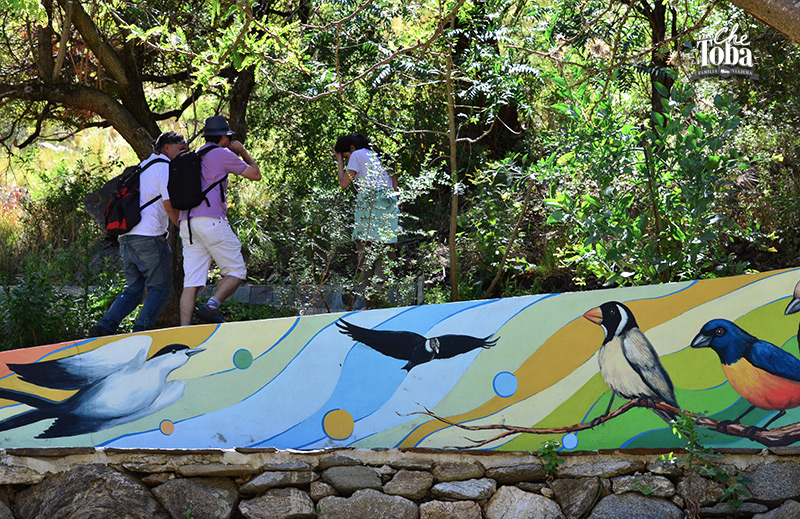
493, 371, 518, 398
562, 433, 579, 450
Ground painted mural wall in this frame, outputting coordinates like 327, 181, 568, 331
3, 267, 800, 451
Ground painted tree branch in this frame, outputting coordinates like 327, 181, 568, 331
415, 399, 800, 448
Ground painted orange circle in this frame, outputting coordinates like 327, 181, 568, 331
323, 409, 354, 440
160, 420, 175, 435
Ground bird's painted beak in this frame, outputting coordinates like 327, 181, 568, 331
186, 348, 205, 357
429, 338, 440, 355
786, 298, 800, 315
690, 333, 711, 349
583, 307, 603, 325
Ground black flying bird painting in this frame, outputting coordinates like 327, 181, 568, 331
336, 318, 499, 371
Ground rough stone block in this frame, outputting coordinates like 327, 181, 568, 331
318, 454, 361, 470
746, 461, 800, 505
420, 500, 481, 519
310, 480, 338, 501
560, 459, 646, 478
612, 474, 675, 497
13, 464, 169, 519
240, 470, 319, 494
317, 488, 418, 519
431, 478, 496, 500
384, 470, 434, 500
322, 465, 382, 495
152, 477, 238, 519
586, 492, 683, 519
551, 477, 602, 518
485, 486, 563, 519
239, 487, 316, 519
485, 463, 547, 484
431, 460, 485, 482
676, 476, 725, 507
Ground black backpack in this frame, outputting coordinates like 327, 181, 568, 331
167, 145, 225, 210
104, 158, 168, 237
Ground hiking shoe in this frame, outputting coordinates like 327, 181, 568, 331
195, 303, 224, 324
88, 324, 114, 338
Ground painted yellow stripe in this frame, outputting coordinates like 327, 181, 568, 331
400, 269, 785, 447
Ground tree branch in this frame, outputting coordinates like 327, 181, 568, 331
483, 171, 538, 298
507, 0, 719, 79
15, 104, 50, 149
414, 398, 800, 449
153, 87, 203, 121
1, 82, 152, 158
51, 0, 72, 81
53, 0, 129, 91
728, 0, 800, 43
140, 71, 192, 84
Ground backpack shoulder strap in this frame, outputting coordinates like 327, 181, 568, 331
137, 158, 168, 209
139, 194, 163, 211
197, 145, 224, 205
140, 158, 168, 172
197, 144, 218, 158
202, 177, 226, 196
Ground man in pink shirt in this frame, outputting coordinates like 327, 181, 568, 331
179, 116, 261, 325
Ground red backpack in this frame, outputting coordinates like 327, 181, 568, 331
104, 158, 167, 237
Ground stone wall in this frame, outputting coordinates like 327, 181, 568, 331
2, 447, 800, 518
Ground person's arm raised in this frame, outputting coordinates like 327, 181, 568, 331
228, 140, 261, 181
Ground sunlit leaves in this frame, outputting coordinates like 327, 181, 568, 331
543, 77, 748, 285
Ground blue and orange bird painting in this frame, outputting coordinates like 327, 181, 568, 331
784, 278, 800, 353
692, 319, 800, 429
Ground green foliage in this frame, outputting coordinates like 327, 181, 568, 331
663, 413, 751, 512
630, 477, 653, 496
1, 265, 69, 350
219, 300, 296, 322
1, 0, 800, 344
536, 439, 565, 478
0, 235, 125, 349
0, 186, 27, 278
23, 159, 105, 245
545, 78, 753, 285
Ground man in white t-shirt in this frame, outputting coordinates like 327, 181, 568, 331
89, 131, 186, 337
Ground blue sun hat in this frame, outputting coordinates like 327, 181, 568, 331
203, 116, 235, 137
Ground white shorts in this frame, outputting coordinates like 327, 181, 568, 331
180, 217, 247, 287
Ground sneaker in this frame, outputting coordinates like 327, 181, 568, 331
88, 324, 114, 338
195, 303, 224, 324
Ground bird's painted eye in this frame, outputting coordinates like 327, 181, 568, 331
714, 327, 726, 337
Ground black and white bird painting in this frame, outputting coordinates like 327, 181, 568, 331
336, 318, 499, 371
0, 336, 203, 438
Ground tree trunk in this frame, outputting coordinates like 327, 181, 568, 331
648, 0, 673, 117
446, 44, 460, 302
230, 66, 256, 142
729, 0, 800, 43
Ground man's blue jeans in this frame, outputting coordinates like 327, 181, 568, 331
98, 234, 172, 333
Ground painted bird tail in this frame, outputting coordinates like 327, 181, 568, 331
0, 388, 58, 409
654, 409, 678, 424
0, 409, 53, 433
